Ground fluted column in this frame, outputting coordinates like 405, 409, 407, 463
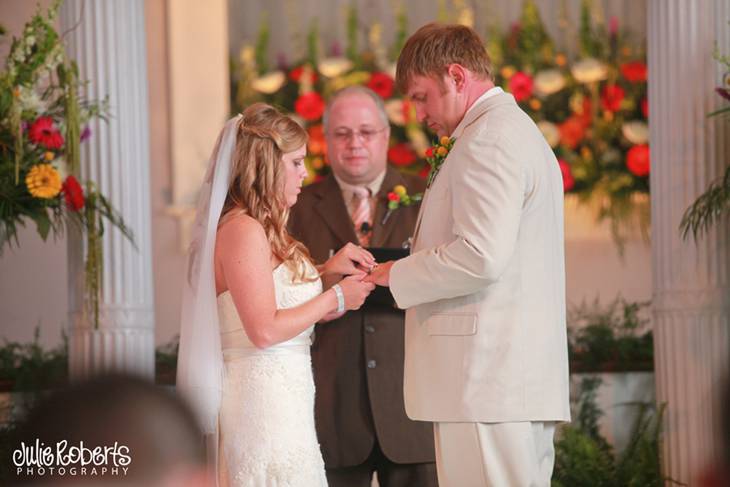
649, 1, 730, 484
60, 1, 155, 380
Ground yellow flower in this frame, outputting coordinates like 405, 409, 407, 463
581, 147, 593, 160
529, 98, 542, 111
13, 87, 21, 98
439, 136, 451, 146
555, 54, 567, 67
44, 151, 55, 161
500, 65, 516, 79
393, 185, 407, 196
436, 146, 448, 156
25, 164, 62, 199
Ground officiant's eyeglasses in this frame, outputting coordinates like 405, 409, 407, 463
330, 127, 387, 144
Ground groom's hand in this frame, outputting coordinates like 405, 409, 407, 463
364, 260, 394, 287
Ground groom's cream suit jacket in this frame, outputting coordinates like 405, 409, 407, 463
390, 90, 571, 423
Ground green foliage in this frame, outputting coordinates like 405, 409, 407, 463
389, 6, 408, 63
254, 13, 270, 75
553, 377, 667, 487
578, 0, 606, 59
516, 0, 555, 71
680, 165, 730, 241
345, 5, 358, 64
306, 19, 319, 68
0, 327, 67, 392
568, 297, 653, 372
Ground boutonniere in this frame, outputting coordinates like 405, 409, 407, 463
425, 136, 456, 188
382, 184, 423, 224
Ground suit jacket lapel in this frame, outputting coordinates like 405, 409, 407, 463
313, 175, 358, 246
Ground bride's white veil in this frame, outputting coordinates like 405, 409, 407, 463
177, 115, 242, 437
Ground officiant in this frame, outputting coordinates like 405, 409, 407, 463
289, 86, 437, 487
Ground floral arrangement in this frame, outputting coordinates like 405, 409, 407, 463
232, 0, 649, 247
0, 3, 133, 326
489, 0, 649, 246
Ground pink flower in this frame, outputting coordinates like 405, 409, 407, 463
509, 72, 534, 102
294, 92, 325, 121
28, 116, 65, 150
387, 143, 417, 166
626, 144, 650, 177
62, 175, 85, 211
601, 84, 625, 112
367, 72, 395, 99
620, 62, 648, 83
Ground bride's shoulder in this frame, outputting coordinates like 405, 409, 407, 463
217, 213, 267, 249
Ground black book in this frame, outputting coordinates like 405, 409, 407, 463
364, 247, 409, 308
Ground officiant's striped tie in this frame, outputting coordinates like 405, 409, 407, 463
351, 186, 372, 247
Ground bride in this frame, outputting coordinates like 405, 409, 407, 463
177, 103, 376, 486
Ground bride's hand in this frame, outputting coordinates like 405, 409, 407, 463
319, 274, 375, 323
339, 273, 376, 311
322, 242, 376, 277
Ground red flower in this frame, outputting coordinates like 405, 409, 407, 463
289, 66, 318, 84
620, 61, 647, 83
558, 116, 586, 150
626, 144, 650, 177
387, 143, 417, 166
28, 116, 65, 150
367, 72, 395, 99
558, 159, 575, 192
418, 165, 430, 179
641, 98, 649, 118
295, 92, 325, 121
601, 84, 625, 112
425, 146, 434, 158
387, 192, 400, 202
62, 175, 85, 211
509, 71, 534, 102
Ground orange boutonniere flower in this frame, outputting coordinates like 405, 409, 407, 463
425, 136, 456, 188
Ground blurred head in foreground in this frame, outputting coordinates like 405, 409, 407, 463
10, 374, 210, 487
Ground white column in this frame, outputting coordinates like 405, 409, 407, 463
649, 0, 730, 484
60, 1, 155, 380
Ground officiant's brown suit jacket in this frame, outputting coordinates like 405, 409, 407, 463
289, 167, 435, 468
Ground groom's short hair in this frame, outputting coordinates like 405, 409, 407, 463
395, 22, 494, 94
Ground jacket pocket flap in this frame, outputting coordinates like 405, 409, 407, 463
426, 313, 477, 336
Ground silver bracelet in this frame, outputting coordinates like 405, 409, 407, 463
331, 284, 345, 313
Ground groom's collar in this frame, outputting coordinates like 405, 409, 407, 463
450, 87, 515, 139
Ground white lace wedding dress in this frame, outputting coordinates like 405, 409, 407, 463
217, 261, 328, 486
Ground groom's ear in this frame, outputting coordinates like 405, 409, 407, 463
445, 63, 467, 92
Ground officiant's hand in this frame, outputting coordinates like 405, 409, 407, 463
364, 260, 394, 287
321, 242, 377, 277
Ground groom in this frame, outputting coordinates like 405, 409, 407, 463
366, 23, 571, 486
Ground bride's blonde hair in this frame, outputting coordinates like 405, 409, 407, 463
220, 103, 314, 282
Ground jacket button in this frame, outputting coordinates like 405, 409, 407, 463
365, 325, 375, 333
367, 359, 377, 369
